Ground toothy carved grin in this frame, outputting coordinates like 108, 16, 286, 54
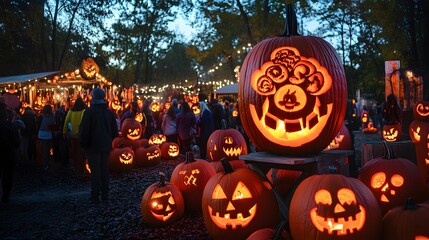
222, 147, 243, 157
310, 206, 366, 235
250, 97, 333, 147
208, 204, 256, 229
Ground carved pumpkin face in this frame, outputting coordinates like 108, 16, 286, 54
108, 147, 134, 172
325, 123, 352, 150
135, 144, 161, 167
202, 160, 279, 239
414, 101, 429, 121
382, 124, 401, 142
141, 173, 184, 226
80, 57, 100, 80
149, 134, 167, 146
160, 142, 180, 160
110, 99, 122, 112
238, 23, 347, 156
207, 128, 248, 161
192, 103, 201, 115
121, 118, 142, 140
409, 120, 429, 181
290, 174, 382, 240
151, 102, 160, 113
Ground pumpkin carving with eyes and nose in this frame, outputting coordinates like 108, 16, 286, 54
141, 172, 185, 226
382, 124, 402, 142
207, 120, 248, 161
80, 57, 100, 80
148, 133, 167, 147
358, 142, 428, 215
202, 159, 279, 240
160, 142, 180, 160
289, 174, 382, 240
134, 144, 161, 167
409, 100, 429, 182
121, 118, 143, 141
108, 146, 134, 172
238, 5, 346, 156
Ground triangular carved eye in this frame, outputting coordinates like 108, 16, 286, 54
232, 181, 252, 200
212, 184, 227, 199
314, 189, 332, 205
224, 137, 233, 144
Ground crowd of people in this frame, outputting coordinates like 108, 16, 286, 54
0, 89, 251, 204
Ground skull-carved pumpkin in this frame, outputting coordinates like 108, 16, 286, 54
134, 144, 161, 167
108, 146, 134, 172
121, 118, 142, 140
207, 120, 248, 161
238, 5, 346, 156
170, 152, 216, 211
358, 142, 428, 215
148, 133, 167, 147
80, 57, 100, 80
202, 159, 279, 240
290, 174, 382, 240
382, 124, 402, 142
160, 142, 180, 160
409, 101, 429, 182
141, 172, 185, 226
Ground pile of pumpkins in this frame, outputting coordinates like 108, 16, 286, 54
108, 118, 180, 172
140, 5, 429, 239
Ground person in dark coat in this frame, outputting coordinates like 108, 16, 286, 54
79, 88, 118, 204
210, 98, 225, 130
197, 101, 214, 160
0, 102, 20, 202
176, 102, 196, 154
20, 106, 37, 162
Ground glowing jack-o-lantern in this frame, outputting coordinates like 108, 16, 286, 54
325, 123, 352, 150
191, 103, 201, 115
148, 133, 167, 146
121, 118, 142, 140
358, 142, 428, 215
160, 142, 180, 160
109, 98, 122, 113
238, 6, 346, 156
362, 121, 378, 133
171, 152, 216, 211
108, 146, 134, 172
202, 159, 279, 240
382, 198, 429, 240
134, 144, 161, 167
409, 101, 429, 182
80, 57, 100, 80
150, 102, 161, 113
134, 111, 148, 129
207, 120, 248, 161
290, 174, 382, 240
382, 124, 402, 142
141, 172, 185, 226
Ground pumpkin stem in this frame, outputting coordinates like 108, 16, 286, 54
404, 198, 419, 210
280, 4, 300, 37
220, 158, 234, 174
382, 141, 396, 159
158, 172, 166, 187
185, 151, 195, 163
221, 119, 228, 129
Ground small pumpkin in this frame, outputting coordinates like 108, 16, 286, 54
289, 174, 382, 240
202, 159, 279, 240
108, 146, 134, 172
148, 133, 167, 147
150, 101, 161, 113
160, 142, 180, 160
170, 152, 216, 211
358, 142, 428, 215
141, 172, 185, 226
134, 144, 161, 167
121, 118, 143, 140
382, 198, 429, 240
207, 120, 248, 161
382, 124, 402, 142
237, 5, 346, 156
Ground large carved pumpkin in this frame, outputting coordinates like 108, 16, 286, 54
121, 118, 143, 140
80, 57, 100, 80
289, 174, 382, 240
170, 152, 216, 212
141, 172, 185, 226
202, 159, 279, 240
382, 198, 429, 240
108, 146, 134, 172
207, 120, 247, 161
160, 142, 180, 160
238, 6, 346, 156
358, 142, 428, 215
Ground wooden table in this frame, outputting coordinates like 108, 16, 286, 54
361, 140, 415, 166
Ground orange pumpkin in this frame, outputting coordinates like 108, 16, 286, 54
108, 146, 134, 172
238, 5, 346, 156
289, 174, 382, 240
112, 137, 141, 151
325, 123, 353, 150
202, 159, 279, 240
80, 57, 99, 80
409, 104, 429, 182
382, 124, 402, 142
170, 152, 216, 212
413, 101, 429, 121
207, 120, 247, 161
160, 142, 180, 160
121, 118, 142, 140
148, 133, 167, 147
134, 144, 161, 167
141, 172, 185, 226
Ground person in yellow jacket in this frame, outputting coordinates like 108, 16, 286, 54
63, 97, 87, 172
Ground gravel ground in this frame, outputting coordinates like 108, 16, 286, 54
0, 157, 212, 240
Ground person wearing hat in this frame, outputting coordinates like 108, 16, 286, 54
79, 88, 118, 204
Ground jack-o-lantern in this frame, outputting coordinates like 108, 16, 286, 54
382, 124, 402, 142
358, 142, 428, 215
171, 152, 216, 211
382, 198, 429, 240
108, 146, 134, 172
80, 57, 100, 80
232, 109, 239, 118
160, 142, 180, 160
202, 159, 279, 240
207, 120, 248, 161
148, 133, 167, 147
192, 103, 201, 115
409, 104, 429, 182
162, 101, 171, 111
325, 123, 353, 150
414, 101, 429, 121
362, 121, 378, 133
134, 111, 148, 129
210, 159, 248, 173
121, 118, 142, 140
289, 174, 382, 240
238, 5, 346, 156
134, 144, 161, 167
150, 102, 161, 113
141, 172, 185, 226
109, 98, 122, 113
